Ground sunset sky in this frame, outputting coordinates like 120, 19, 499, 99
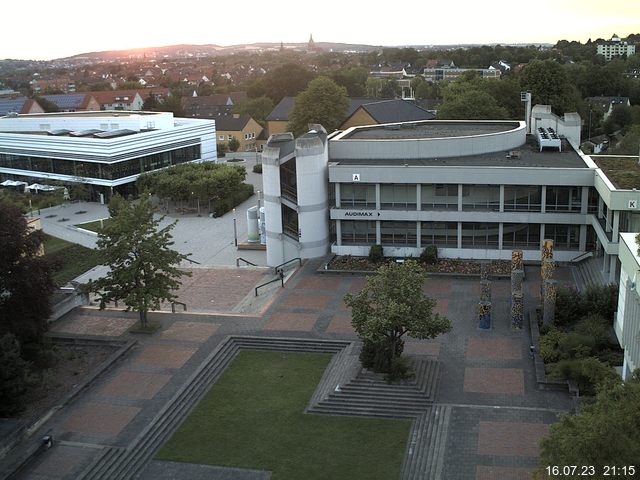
2, 0, 639, 60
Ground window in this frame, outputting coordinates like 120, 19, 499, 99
545, 186, 581, 212
341, 220, 376, 245
461, 223, 499, 248
420, 222, 458, 247
504, 186, 542, 212
461, 185, 500, 211
380, 221, 417, 246
502, 223, 540, 248
380, 184, 416, 210
340, 183, 376, 209
544, 224, 580, 250
219, 135, 224, 141
422, 185, 457, 210
228, 135, 232, 141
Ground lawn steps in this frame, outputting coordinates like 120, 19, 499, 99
307, 356, 440, 419
75, 336, 350, 480
401, 405, 452, 480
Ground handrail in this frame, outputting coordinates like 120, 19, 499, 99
273, 257, 302, 275
255, 270, 285, 296
171, 301, 187, 313
570, 251, 593, 263
236, 257, 258, 267
184, 257, 201, 265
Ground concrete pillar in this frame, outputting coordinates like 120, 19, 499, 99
416, 221, 422, 249
579, 225, 587, 251
613, 210, 620, 240
458, 184, 463, 211
336, 220, 342, 246
375, 183, 381, 210
335, 183, 341, 208
511, 249, 524, 271
511, 291, 524, 329
416, 184, 421, 211
606, 208, 612, 233
478, 301, 491, 329
609, 255, 618, 284
480, 280, 491, 302
543, 279, 557, 326
376, 220, 381, 245
499, 185, 505, 213
540, 186, 547, 213
511, 269, 524, 293
498, 223, 504, 251
581, 186, 589, 214
598, 196, 604, 219
457, 222, 462, 249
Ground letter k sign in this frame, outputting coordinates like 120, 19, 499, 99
629, 200, 637, 209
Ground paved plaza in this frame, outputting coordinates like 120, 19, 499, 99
1, 257, 576, 480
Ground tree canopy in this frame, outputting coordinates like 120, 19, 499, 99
344, 260, 452, 373
0, 201, 55, 346
437, 74, 510, 120
287, 76, 349, 136
519, 59, 580, 114
537, 373, 640, 475
233, 96, 274, 126
88, 195, 191, 328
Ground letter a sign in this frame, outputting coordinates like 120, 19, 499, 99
352, 173, 361, 182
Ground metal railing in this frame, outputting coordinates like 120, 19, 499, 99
184, 257, 201, 265
236, 257, 258, 267
570, 251, 594, 263
255, 270, 285, 296
171, 301, 187, 313
273, 257, 302, 275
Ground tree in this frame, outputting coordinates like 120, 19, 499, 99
0, 333, 31, 417
0, 201, 55, 347
611, 125, 640, 154
536, 373, 640, 476
287, 76, 349, 136
438, 75, 509, 120
228, 136, 240, 152
344, 260, 452, 374
253, 63, 315, 104
233, 96, 274, 127
88, 195, 191, 328
330, 67, 368, 97
519, 59, 580, 114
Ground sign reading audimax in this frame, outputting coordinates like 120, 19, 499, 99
343, 211, 381, 217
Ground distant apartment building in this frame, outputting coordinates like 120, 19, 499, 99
423, 65, 500, 82
597, 34, 636, 61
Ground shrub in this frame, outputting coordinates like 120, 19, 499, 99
420, 245, 438, 265
554, 286, 585, 327
574, 313, 611, 349
539, 328, 565, 363
558, 332, 596, 359
253, 163, 263, 174
359, 338, 404, 374
0, 333, 32, 417
547, 357, 618, 396
584, 284, 618, 320
368, 244, 384, 263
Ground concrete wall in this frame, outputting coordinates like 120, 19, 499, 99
616, 232, 640, 379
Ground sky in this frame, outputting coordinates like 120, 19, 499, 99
2, 0, 639, 61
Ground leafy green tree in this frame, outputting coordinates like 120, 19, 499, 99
438, 75, 510, 120
536, 373, 640, 476
0, 201, 54, 347
233, 96, 274, 127
142, 95, 161, 111
366, 77, 385, 98
611, 125, 640, 154
519, 59, 579, 114
330, 67, 368, 97
253, 63, 315, 104
0, 333, 31, 417
603, 104, 633, 134
228, 136, 240, 152
344, 260, 452, 373
287, 76, 349, 136
88, 195, 190, 328
34, 96, 59, 113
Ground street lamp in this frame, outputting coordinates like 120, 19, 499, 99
233, 208, 238, 246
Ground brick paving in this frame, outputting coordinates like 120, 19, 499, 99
477, 421, 550, 457
63, 403, 142, 436
464, 367, 525, 395
99, 371, 172, 399
9, 260, 578, 480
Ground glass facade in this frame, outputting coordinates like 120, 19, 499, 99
544, 224, 580, 249
341, 183, 376, 209
341, 220, 376, 245
421, 184, 457, 210
461, 185, 500, 211
461, 222, 500, 248
545, 186, 581, 212
502, 223, 541, 248
504, 185, 542, 212
0, 145, 200, 181
420, 222, 458, 247
380, 184, 416, 210
380, 221, 416, 246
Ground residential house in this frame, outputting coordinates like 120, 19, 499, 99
340, 99, 436, 129
216, 114, 264, 152
181, 93, 248, 118
40, 93, 100, 112
586, 96, 631, 120
91, 90, 144, 111
0, 97, 45, 116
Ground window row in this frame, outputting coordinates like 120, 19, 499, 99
340, 221, 582, 250
338, 184, 598, 213
0, 146, 201, 180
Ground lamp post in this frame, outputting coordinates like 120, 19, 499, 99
233, 208, 238, 246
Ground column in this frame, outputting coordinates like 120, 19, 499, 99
499, 185, 505, 213
376, 220, 381, 245
335, 183, 341, 208
458, 184, 463, 211
606, 208, 612, 233
457, 222, 462, 249
416, 222, 422, 249
540, 186, 547, 213
336, 220, 342, 246
609, 255, 618, 284
498, 223, 504, 251
598, 196, 604, 219
416, 184, 421, 211
543, 279, 557, 326
375, 183, 381, 210
581, 186, 589, 214
579, 225, 587, 251
613, 211, 620, 240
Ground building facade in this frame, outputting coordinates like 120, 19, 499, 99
597, 34, 636, 61
0, 111, 216, 200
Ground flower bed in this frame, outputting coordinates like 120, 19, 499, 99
326, 255, 512, 276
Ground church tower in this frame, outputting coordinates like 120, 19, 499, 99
308, 34, 316, 52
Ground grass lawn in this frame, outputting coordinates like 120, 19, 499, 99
75, 218, 111, 232
43, 235, 101, 286
156, 350, 411, 480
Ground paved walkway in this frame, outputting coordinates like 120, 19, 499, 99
6, 261, 575, 480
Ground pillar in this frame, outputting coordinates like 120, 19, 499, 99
478, 301, 491, 329
543, 279, 557, 326
511, 291, 524, 329
480, 280, 491, 303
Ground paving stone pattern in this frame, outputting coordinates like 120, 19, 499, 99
7, 260, 576, 480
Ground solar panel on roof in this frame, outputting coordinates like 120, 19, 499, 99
42, 94, 85, 109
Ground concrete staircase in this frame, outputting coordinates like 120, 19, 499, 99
307, 357, 440, 418
573, 256, 608, 292
75, 336, 349, 480
401, 405, 452, 480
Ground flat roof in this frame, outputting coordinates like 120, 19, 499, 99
339, 121, 521, 140
11, 111, 162, 119
592, 155, 640, 189
330, 136, 588, 169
